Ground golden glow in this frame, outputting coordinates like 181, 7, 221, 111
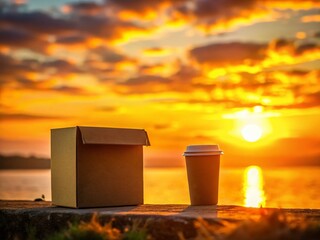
244, 166, 266, 208
114, 28, 152, 44
143, 48, 171, 57
301, 14, 320, 22
295, 32, 306, 39
207, 68, 227, 79
12, 0, 27, 4
87, 38, 103, 48
241, 124, 263, 142
196, 10, 270, 34
61, 5, 72, 14
222, 107, 277, 146
266, 1, 320, 9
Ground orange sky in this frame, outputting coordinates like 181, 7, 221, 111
0, 0, 319, 167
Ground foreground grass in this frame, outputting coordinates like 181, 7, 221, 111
183, 210, 320, 240
45, 210, 319, 240
47, 214, 148, 240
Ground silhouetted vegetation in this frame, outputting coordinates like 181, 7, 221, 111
47, 214, 148, 240
0, 155, 50, 169
42, 210, 320, 240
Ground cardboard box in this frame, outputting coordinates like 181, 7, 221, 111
51, 126, 150, 208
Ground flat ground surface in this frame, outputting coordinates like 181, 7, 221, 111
1, 200, 320, 222
2, 200, 320, 240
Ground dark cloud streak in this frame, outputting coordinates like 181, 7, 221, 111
65, 2, 106, 16
55, 34, 88, 45
0, 53, 90, 95
0, 113, 67, 121
0, 11, 75, 35
0, 8, 147, 54
190, 42, 266, 65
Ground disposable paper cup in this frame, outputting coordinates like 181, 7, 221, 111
183, 145, 223, 205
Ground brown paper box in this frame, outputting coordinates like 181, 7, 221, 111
51, 126, 150, 208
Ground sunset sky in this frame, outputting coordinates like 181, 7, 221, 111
0, 0, 319, 167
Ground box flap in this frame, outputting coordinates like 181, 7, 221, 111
78, 126, 150, 146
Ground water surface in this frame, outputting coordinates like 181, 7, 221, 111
0, 166, 319, 209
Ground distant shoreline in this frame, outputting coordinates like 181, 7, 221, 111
1, 154, 319, 169
0, 155, 50, 169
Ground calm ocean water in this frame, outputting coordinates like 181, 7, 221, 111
0, 166, 319, 209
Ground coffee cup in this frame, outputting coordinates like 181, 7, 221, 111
183, 145, 223, 205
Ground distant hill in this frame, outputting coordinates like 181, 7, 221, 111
0, 155, 50, 169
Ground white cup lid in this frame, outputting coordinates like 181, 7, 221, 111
183, 144, 223, 156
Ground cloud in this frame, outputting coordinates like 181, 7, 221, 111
115, 63, 206, 94
0, 9, 149, 55
153, 123, 172, 130
122, 75, 170, 86
177, 0, 259, 21
169, 0, 320, 34
0, 53, 91, 95
0, 28, 34, 45
74, 15, 148, 42
171, 65, 201, 81
55, 34, 88, 45
301, 14, 320, 23
302, 91, 320, 107
175, 98, 259, 108
64, 0, 289, 35
0, 28, 48, 52
109, 34, 320, 108
114, 74, 204, 96
0, 11, 75, 54
295, 42, 320, 55
106, 0, 265, 33
2, 0, 318, 57
264, 0, 320, 9
106, 0, 184, 20
139, 64, 168, 75
42, 59, 81, 74
272, 91, 320, 109
113, 58, 320, 110
187, 38, 320, 73
94, 47, 136, 64
107, 0, 171, 12
83, 46, 138, 82
0, 53, 78, 82
105, 0, 320, 27
1, 46, 137, 89
190, 42, 266, 66
62, 2, 107, 16
169, 65, 205, 92
314, 31, 320, 38
96, 106, 119, 112
0, 113, 66, 121
0, 53, 38, 83
52, 86, 91, 95
54, 34, 128, 51
142, 47, 170, 57
0, 11, 75, 35
170, 0, 267, 33
269, 38, 294, 52
116, 75, 172, 94
265, 39, 320, 67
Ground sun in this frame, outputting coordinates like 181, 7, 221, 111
241, 124, 263, 142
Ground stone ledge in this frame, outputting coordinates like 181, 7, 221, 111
1, 200, 320, 240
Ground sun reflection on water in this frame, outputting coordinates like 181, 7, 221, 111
243, 166, 266, 207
